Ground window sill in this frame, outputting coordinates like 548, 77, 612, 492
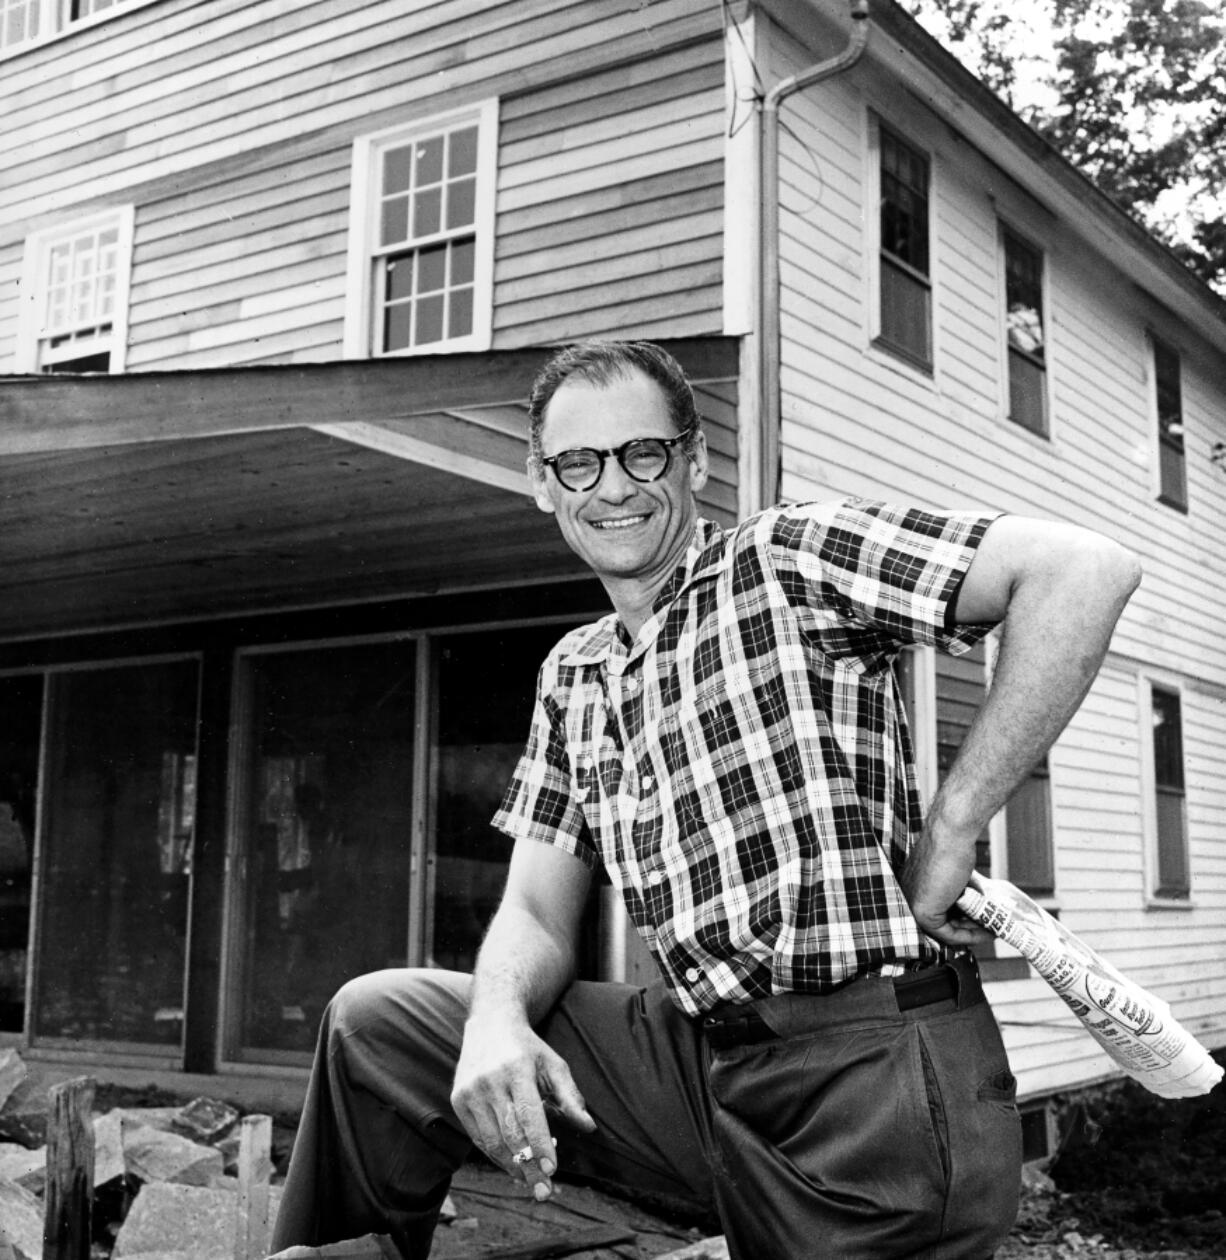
1145, 894, 1194, 911
868, 336, 933, 379
1005, 414, 1051, 441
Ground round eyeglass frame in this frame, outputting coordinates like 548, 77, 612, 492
540, 427, 695, 492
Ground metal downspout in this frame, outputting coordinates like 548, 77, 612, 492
755, 0, 870, 510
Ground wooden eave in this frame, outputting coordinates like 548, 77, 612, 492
0, 338, 740, 644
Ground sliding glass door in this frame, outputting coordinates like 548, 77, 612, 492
230, 638, 418, 1059
35, 658, 199, 1050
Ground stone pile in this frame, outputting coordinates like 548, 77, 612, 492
0, 1048, 284, 1260
0, 1048, 730, 1260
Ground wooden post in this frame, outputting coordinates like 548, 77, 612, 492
233, 1113, 273, 1260
43, 1075, 95, 1260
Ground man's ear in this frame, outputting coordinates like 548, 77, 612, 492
528, 457, 556, 514
687, 430, 710, 496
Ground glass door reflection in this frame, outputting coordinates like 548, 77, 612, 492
431, 625, 575, 972
236, 639, 416, 1059
35, 659, 199, 1049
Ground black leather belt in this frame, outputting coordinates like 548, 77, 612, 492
700, 964, 961, 1051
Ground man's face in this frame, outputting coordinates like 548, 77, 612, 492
530, 369, 708, 586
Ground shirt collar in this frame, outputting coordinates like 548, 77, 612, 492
560, 518, 726, 670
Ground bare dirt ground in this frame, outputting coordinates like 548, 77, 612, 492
997, 1068, 1226, 1260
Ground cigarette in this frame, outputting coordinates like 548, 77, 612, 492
511, 1137, 558, 1166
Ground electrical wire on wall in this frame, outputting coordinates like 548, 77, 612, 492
721, 0, 763, 138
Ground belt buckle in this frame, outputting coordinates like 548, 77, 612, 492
702, 1007, 772, 1050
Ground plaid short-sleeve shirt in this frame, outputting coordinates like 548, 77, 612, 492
493, 499, 1002, 1016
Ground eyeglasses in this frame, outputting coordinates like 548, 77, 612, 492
540, 429, 694, 493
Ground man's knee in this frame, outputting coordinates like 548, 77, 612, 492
325, 967, 470, 1064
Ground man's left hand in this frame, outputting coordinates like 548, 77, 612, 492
900, 829, 994, 948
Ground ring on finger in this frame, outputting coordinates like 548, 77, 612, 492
511, 1145, 534, 1165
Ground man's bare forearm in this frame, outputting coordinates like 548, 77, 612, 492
467, 900, 578, 1029
451, 844, 596, 1199
932, 535, 1141, 839
904, 524, 1141, 943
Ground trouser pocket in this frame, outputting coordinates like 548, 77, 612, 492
706, 1020, 953, 1259
914, 1005, 1023, 1257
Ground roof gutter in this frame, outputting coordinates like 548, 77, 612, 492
755, 0, 870, 510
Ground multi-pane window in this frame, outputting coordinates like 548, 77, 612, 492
19, 208, 133, 373
877, 123, 932, 368
41, 224, 120, 371
1153, 336, 1187, 511
1004, 227, 1048, 436
349, 104, 496, 358
1, 0, 137, 53
1150, 685, 1189, 898
1, 0, 40, 49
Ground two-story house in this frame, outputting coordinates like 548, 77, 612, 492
2, 0, 1223, 1152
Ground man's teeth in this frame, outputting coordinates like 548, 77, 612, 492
593, 517, 646, 530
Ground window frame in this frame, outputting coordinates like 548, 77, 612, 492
16, 206, 134, 374
1000, 222, 1050, 439
0, 0, 157, 60
344, 100, 498, 360
1139, 677, 1191, 903
868, 115, 934, 374
1150, 332, 1188, 513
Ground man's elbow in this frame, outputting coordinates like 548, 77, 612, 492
1072, 532, 1142, 613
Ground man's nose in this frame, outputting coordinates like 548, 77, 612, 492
594, 455, 637, 500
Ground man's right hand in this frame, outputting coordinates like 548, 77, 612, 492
450, 1014, 596, 1200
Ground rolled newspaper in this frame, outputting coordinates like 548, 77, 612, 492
956, 873, 1223, 1099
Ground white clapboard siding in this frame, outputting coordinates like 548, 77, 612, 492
4, 0, 726, 367
0, 245, 21, 369
2, 0, 720, 237
495, 38, 725, 345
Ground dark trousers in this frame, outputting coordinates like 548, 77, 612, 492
272, 956, 1021, 1260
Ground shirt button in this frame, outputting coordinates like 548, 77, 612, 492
642, 775, 654, 790
648, 870, 664, 885
627, 676, 639, 690
684, 967, 701, 983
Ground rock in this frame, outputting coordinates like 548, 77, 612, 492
112, 1181, 283, 1259
0, 1179, 43, 1260
0, 1140, 42, 1189
95, 1107, 126, 1185
0, 1071, 46, 1147
173, 1097, 240, 1144
1021, 1163, 1058, 1196
216, 1132, 242, 1175
654, 1239, 731, 1260
116, 1105, 184, 1133
124, 1121, 225, 1186
265, 1237, 399, 1260
0, 1048, 25, 1112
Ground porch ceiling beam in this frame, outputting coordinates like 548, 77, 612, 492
311, 420, 529, 496
0, 338, 740, 457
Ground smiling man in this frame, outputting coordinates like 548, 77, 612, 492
272, 341, 1142, 1260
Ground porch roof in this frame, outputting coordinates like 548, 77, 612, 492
0, 338, 740, 643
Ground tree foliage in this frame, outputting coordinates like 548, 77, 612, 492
904, 0, 1226, 293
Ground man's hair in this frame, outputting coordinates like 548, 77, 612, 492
527, 340, 702, 468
